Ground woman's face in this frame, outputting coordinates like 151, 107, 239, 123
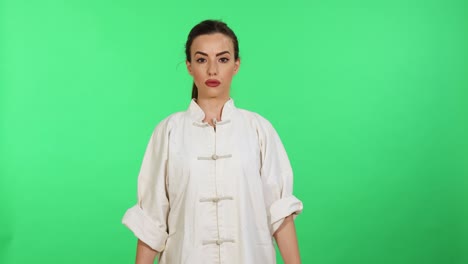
186, 33, 240, 100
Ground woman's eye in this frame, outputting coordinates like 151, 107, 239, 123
196, 58, 206, 63
219, 57, 229, 63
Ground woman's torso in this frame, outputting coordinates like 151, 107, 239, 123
159, 100, 276, 264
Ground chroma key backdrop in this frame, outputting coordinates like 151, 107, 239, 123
1, 0, 467, 263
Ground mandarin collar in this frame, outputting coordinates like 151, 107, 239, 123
188, 98, 235, 122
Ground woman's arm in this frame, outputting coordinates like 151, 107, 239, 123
274, 215, 301, 264
135, 239, 158, 264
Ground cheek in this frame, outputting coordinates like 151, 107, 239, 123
192, 69, 204, 82
222, 68, 235, 80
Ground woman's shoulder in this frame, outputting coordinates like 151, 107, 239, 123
151, 111, 186, 133
236, 108, 276, 131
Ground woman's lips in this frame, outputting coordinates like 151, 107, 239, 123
205, 79, 221, 87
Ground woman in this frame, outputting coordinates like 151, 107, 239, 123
122, 19, 303, 264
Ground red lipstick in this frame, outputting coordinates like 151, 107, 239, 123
205, 79, 221, 87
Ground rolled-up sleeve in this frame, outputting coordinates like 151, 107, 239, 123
122, 119, 171, 252
256, 115, 303, 235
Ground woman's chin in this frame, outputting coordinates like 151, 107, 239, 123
199, 90, 229, 99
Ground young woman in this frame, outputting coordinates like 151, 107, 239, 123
122, 19, 303, 264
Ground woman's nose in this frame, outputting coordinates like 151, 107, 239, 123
207, 62, 218, 76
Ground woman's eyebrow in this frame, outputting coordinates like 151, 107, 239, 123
194, 51, 231, 56
215, 51, 230, 56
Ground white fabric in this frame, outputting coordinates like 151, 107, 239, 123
122, 98, 303, 264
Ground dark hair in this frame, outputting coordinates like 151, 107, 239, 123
185, 20, 240, 99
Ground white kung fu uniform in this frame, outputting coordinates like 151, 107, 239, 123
122, 98, 303, 264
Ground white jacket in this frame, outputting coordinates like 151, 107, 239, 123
122, 98, 303, 264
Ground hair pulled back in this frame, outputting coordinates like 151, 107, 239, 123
185, 20, 240, 99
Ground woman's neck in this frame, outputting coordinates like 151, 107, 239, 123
196, 97, 229, 125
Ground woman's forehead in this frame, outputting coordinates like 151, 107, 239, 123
191, 33, 234, 54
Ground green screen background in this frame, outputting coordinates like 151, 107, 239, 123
1, 0, 467, 263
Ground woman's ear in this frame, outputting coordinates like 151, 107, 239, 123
186, 60, 193, 76
234, 58, 240, 75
